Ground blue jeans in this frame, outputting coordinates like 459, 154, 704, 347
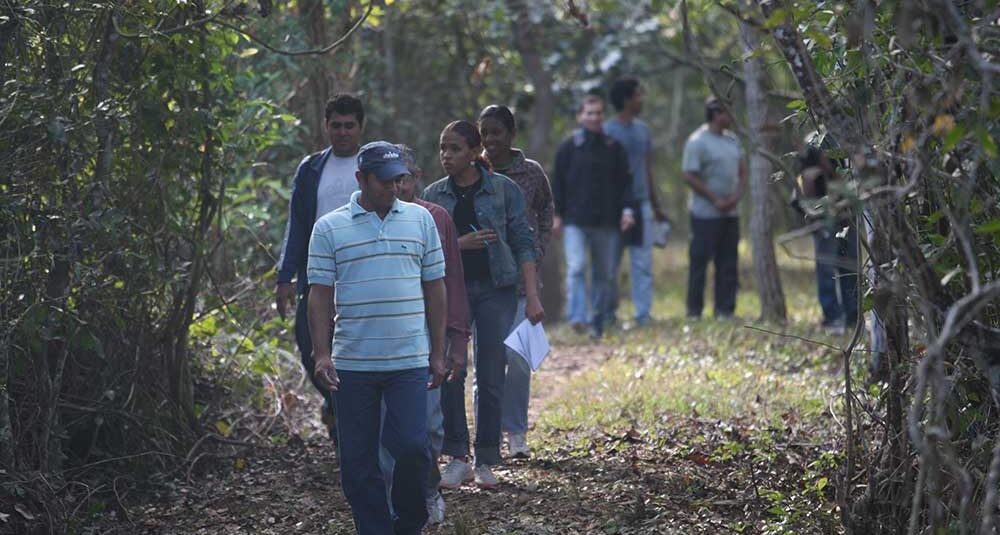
379, 375, 444, 510
502, 297, 530, 435
564, 225, 620, 333
440, 280, 516, 466
294, 292, 335, 420
686, 216, 739, 317
609, 201, 655, 324
335, 368, 430, 535
814, 222, 858, 325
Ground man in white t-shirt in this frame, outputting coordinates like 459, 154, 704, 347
274, 94, 366, 441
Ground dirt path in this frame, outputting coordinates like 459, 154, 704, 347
101, 338, 617, 534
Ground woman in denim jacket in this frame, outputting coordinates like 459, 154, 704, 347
423, 120, 544, 489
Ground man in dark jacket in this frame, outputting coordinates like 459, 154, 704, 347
274, 94, 365, 440
552, 93, 635, 338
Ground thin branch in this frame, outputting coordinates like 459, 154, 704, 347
942, 0, 1000, 74
209, 2, 374, 57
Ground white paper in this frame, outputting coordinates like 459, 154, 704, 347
503, 319, 550, 371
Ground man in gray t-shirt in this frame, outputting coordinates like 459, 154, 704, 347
681, 97, 747, 318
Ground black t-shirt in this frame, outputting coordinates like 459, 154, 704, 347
452, 178, 491, 283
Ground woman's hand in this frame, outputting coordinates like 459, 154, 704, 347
457, 229, 497, 250
525, 294, 545, 325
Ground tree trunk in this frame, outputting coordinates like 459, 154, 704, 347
298, 0, 332, 151
505, 0, 562, 320
740, 19, 786, 323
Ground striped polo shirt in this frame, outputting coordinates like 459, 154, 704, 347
307, 191, 445, 372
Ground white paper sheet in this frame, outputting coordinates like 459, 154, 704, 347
503, 319, 550, 371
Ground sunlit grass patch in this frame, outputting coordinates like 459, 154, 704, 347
538, 318, 842, 441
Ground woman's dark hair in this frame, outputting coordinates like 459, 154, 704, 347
478, 104, 516, 133
609, 76, 640, 112
325, 93, 365, 124
443, 120, 491, 170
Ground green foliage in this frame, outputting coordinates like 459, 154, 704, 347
0, 0, 291, 511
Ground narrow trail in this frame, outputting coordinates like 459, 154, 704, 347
110, 338, 617, 534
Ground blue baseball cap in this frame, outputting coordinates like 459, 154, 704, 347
357, 141, 409, 181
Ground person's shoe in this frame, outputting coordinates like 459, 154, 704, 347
425, 491, 446, 525
507, 433, 530, 459
438, 458, 473, 489
473, 464, 499, 489
569, 322, 587, 334
587, 325, 603, 340
821, 317, 846, 334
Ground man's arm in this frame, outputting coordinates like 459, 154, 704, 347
613, 142, 636, 231
551, 141, 568, 236
436, 209, 470, 381
422, 277, 447, 389
646, 151, 669, 221
308, 284, 338, 390
275, 157, 312, 318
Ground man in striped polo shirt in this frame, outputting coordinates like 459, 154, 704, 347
307, 141, 447, 534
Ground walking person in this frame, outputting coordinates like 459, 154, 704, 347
552, 93, 636, 338
423, 120, 544, 489
681, 97, 747, 319
275, 94, 366, 440
308, 141, 447, 534
604, 76, 670, 327
478, 104, 554, 459
378, 145, 471, 525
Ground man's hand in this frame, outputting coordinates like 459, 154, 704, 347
428, 352, 447, 390
652, 202, 670, 222
712, 196, 737, 213
525, 295, 545, 325
276, 282, 295, 319
313, 355, 339, 391
620, 212, 636, 232
552, 215, 563, 238
457, 230, 497, 250
445, 336, 468, 383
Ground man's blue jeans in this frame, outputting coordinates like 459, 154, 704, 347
502, 297, 530, 435
814, 222, 858, 325
608, 201, 655, 324
440, 280, 516, 466
379, 374, 444, 514
564, 225, 619, 333
335, 368, 430, 535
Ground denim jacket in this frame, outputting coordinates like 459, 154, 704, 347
422, 166, 536, 289
276, 147, 333, 294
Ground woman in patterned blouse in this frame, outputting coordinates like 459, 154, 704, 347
478, 104, 555, 460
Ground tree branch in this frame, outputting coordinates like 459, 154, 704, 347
209, 2, 374, 57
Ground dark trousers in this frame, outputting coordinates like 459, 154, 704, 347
335, 368, 430, 535
440, 280, 516, 466
687, 216, 740, 317
295, 292, 335, 412
814, 222, 859, 325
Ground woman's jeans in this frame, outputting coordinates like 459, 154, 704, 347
440, 280, 516, 466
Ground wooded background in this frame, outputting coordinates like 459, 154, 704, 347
3, 1, 1000, 533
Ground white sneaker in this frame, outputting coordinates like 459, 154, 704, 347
438, 458, 473, 489
507, 433, 530, 459
425, 491, 446, 525
473, 464, 499, 489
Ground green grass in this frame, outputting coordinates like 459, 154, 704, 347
531, 238, 849, 533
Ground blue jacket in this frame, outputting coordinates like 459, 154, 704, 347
277, 147, 333, 294
422, 166, 536, 289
